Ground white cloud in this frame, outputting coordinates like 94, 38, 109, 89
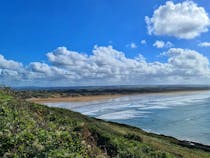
153, 41, 164, 48
0, 55, 22, 71
164, 48, 210, 77
145, 1, 210, 39
127, 42, 137, 49
131, 43, 137, 49
198, 42, 210, 47
165, 41, 173, 48
141, 40, 147, 45
153, 40, 173, 48
0, 55, 24, 86
1, 46, 210, 86
27, 62, 70, 80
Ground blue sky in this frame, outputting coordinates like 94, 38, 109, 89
0, 0, 153, 63
1, 0, 209, 63
1, 0, 210, 86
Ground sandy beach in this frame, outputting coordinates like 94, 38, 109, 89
27, 94, 123, 103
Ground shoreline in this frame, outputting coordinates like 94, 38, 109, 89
27, 94, 123, 103
26, 89, 210, 150
27, 89, 210, 103
107, 120, 210, 151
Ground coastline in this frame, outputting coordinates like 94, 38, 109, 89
107, 120, 210, 152
23, 89, 210, 154
27, 89, 210, 103
2, 88, 210, 157
27, 94, 123, 103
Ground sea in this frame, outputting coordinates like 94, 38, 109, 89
45, 90, 210, 145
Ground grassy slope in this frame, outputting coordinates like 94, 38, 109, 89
1, 89, 210, 158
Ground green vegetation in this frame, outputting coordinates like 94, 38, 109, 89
1, 88, 210, 158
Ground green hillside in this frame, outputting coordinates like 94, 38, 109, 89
1, 88, 210, 158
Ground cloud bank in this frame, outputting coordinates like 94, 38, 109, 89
145, 1, 210, 39
0, 46, 210, 86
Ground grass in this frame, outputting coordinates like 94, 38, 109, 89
1, 88, 210, 157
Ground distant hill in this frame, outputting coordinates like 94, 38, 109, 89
14, 85, 210, 99
13, 84, 210, 90
1, 88, 210, 158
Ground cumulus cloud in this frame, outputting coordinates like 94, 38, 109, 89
0, 55, 24, 86
153, 40, 173, 48
163, 48, 210, 77
198, 42, 210, 47
0, 46, 210, 86
27, 62, 70, 80
0, 55, 22, 71
153, 41, 164, 48
131, 43, 137, 49
126, 43, 137, 49
0, 55, 23, 77
145, 1, 210, 39
141, 40, 147, 45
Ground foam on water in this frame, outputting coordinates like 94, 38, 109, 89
98, 110, 151, 120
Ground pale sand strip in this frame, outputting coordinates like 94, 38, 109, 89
27, 94, 123, 103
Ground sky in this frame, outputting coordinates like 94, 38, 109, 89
1, 0, 210, 87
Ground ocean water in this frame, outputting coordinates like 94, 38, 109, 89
45, 91, 210, 145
